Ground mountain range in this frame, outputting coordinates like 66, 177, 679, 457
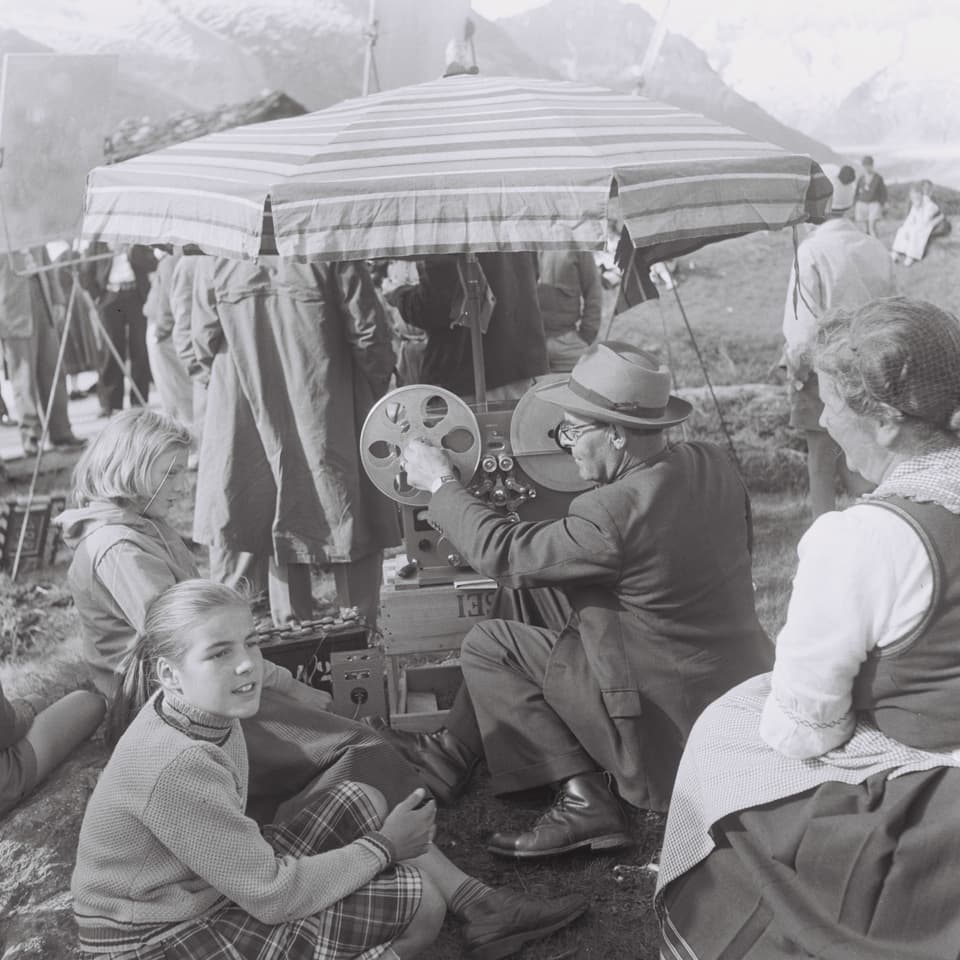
0, 0, 845, 166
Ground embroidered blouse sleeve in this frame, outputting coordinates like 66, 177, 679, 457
759, 506, 932, 759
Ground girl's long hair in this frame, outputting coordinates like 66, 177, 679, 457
71, 408, 192, 509
106, 579, 249, 747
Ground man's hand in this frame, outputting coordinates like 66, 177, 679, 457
402, 437, 455, 492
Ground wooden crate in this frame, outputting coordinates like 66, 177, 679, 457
1, 494, 67, 573
392, 662, 463, 732
379, 579, 495, 729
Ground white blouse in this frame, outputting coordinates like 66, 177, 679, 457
759, 503, 934, 759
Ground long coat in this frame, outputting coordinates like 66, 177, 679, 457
192, 257, 399, 564
427, 441, 774, 810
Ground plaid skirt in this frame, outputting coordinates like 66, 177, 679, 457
92, 782, 421, 960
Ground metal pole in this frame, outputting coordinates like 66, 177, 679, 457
10, 269, 78, 581
362, 0, 377, 97
460, 253, 487, 409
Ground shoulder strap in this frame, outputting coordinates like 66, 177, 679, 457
858, 499, 943, 657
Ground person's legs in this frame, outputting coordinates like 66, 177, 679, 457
208, 545, 269, 595
332, 551, 383, 628
23, 690, 105, 783
96, 296, 126, 413
546, 331, 589, 373
146, 330, 193, 423
125, 301, 150, 406
390, 874, 445, 960
461, 620, 596, 795
32, 308, 73, 442
268, 560, 313, 625
805, 429, 840, 518
2, 336, 41, 452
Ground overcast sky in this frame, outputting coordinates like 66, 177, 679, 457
471, 0, 910, 31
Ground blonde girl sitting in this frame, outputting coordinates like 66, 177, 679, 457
72, 580, 586, 960
57, 409, 431, 821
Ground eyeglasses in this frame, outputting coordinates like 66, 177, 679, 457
554, 420, 605, 451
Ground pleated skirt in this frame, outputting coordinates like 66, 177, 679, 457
660, 767, 960, 960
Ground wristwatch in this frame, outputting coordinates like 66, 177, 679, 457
429, 474, 458, 494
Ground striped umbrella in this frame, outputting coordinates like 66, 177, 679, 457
82, 74, 832, 262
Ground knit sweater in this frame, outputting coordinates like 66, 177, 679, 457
72, 691, 396, 952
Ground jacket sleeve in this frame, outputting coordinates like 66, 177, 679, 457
577, 252, 603, 343
146, 257, 177, 341
427, 482, 622, 588
332, 262, 396, 398
190, 264, 223, 382
141, 747, 394, 924
170, 263, 205, 379
781, 247, 822, 380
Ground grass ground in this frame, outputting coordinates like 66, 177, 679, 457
2, 211, 957, 958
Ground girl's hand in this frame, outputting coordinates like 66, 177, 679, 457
379, 788, 437, 860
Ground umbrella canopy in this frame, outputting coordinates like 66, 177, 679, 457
82, 74, 832, 262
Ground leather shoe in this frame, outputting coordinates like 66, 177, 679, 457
52, 433, 87, 449
366, 718, 477, 805
487, 772, 632, 859
460, 887, 587, 960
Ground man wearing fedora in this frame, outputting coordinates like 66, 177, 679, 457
388, 341, 773, 859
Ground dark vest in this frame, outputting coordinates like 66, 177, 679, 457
852, 497, 960, 750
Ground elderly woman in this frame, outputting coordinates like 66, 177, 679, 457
656, 297, 960, 960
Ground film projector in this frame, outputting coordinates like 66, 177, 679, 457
360, 377, 591, 729
361, 379, 591, 585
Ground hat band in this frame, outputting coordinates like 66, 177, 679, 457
567, 378, 666, 418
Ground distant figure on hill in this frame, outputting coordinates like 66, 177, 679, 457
891, 180, 946, 266
783, 164, 895, 517
854, 155, 888, 237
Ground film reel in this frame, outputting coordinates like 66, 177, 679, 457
360, 385, 481, 506
510, 374, 593, 493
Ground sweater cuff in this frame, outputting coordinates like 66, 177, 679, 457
359, 831, 397, 867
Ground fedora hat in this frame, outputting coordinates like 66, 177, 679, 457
535, 341, 691, 428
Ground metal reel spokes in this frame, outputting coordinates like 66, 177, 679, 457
360, 385, 481, 506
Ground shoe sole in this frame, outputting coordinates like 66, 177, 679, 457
465, 902, 589, 960
486, 832, 633, 860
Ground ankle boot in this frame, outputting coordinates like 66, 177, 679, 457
487, 772, 632, 859
460, 887, 587, 960
367, 718, 478, 805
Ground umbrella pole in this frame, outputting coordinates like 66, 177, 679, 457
460, 253, 487, 410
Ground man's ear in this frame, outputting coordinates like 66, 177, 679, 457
155, 656, 181, 693
610, 424, 626, 449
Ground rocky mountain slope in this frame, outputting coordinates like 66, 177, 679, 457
1, 0, 836, 162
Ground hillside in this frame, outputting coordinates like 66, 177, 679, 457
496, 0, 840, 163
